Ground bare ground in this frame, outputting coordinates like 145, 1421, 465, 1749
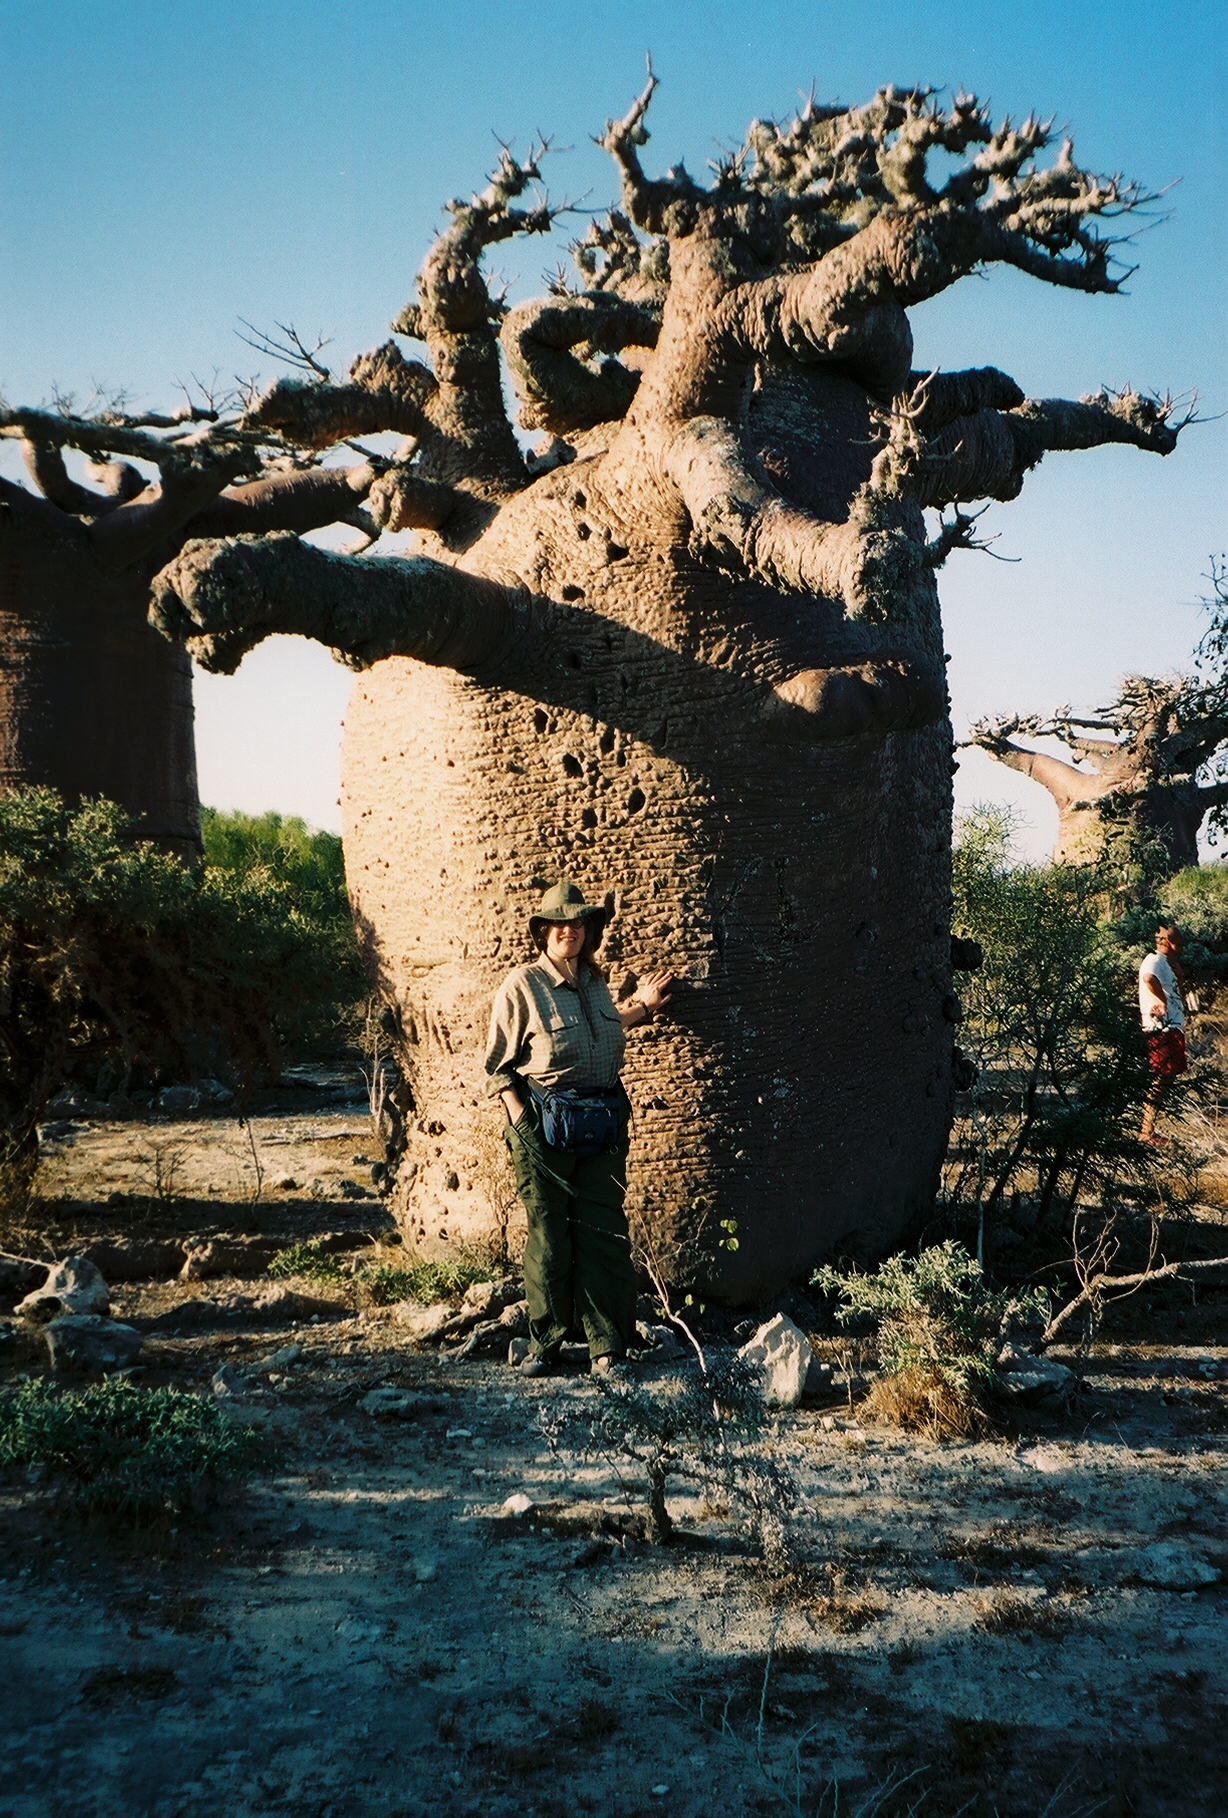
2, 1107, 1227, 1818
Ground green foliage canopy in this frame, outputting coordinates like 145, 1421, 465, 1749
0, 789, 364, 1198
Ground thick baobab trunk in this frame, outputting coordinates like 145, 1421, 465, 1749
341, 418, 956, 1296
0, 433, 375, 861
152, 80, 1186, 1296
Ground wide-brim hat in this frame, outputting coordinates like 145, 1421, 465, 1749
528, 880, 608, 943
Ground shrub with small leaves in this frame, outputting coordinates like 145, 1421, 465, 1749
0, 1378, 268, 1522
814, 1241, 1049, 1437
357, 1249, 492, 1306
267, 1241, 346, 1284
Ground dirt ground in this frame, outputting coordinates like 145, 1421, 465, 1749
2, 1105, 1227, 1818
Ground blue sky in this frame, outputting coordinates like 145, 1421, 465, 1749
2, 0, 1224, 854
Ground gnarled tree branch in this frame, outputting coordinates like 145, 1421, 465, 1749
150, 531, 528, 678
501, 292, 660, 434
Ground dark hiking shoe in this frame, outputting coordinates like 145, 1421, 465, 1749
590, 1354, 631, 1379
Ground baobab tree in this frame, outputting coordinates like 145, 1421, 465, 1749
151, 77, 1185, 1297
0, 389, 376, 860
968, 565, 1228, 874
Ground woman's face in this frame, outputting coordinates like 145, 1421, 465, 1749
544, 919, 586, 963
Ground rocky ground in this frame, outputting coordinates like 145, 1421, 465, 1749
1, 1100, 1227, 1818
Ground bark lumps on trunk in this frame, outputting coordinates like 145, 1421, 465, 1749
149, 77, 1187, 1294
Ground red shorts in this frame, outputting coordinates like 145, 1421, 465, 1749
1148, 1029, 1187, 1080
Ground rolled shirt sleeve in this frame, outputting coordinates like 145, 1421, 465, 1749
483, 976, 530, 1097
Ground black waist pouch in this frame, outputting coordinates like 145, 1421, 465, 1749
526, 1081, 623, 1155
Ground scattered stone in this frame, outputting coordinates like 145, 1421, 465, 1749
1132, 1544, 1221, 1590
738, 1313, 813, 1407
459, 1280, 500, 1322
1022, 1446, 1069, 1475
636, 1322, 683, 1358
198, 1077, 235, 1106
16, 1256, 110, 1323
274, 1176, 300, 1192
996, 1345, 1075, 1403
180, 1238, 281, 1280
412, 1556, 438, 1584
362, 1388, 425, 1420
1198, 1358, 1219, 1379
45, 1314, 143, 1373
507, 1337, 530, 1367
266, 1343, 303, 1368
338, 1179, 371, 1200
501, 1492, 534, 1517
211, 1364, 247, 1397
252, 1285, 347, 1322
156, 1085, 203, 1113
392, 1300, 453, 1342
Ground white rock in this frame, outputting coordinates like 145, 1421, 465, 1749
636, 1322, 683, 1357
738, 1313, 813, 1407
997, 1356, 1075, 1403
501, 1492, 534, 1517
507, 1336, 530, 1367
1133, 1543, 1221, 1590
17, 1256, 110, 1323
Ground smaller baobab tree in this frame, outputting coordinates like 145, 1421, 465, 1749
966, 561, 1228, 877
0, 360, 377, 861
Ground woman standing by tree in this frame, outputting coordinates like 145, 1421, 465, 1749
484, 883, 672, 1375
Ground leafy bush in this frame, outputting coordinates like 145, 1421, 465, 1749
0, 1377, 267, 1521
267, 1240, 346, 1284
0, 788, 363, 1217
947, 806, 1156, 1249
358, 1249, 492, 1305
200, 808, 352, 931
814, 1241, 1048, 1437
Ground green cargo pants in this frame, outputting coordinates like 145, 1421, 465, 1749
505, 1097, 636, 1361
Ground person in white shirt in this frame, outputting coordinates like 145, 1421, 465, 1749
1138, 920, 1188, 1144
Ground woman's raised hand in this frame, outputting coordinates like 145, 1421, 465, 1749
637, 970, 674, 1013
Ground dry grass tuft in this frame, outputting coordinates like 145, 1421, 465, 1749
862, 1366, 992, 1440
807, 1568, 888, 1633
973, 1587, 1070, 1635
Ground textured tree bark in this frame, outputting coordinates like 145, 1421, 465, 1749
0, 454, 373, 861
153, 80, 1185, 1293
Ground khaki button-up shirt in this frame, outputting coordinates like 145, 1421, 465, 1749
484, 957, 627, 1097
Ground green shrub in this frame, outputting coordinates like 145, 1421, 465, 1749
358, 1250, 492, 1306
814, 1241, 1049, 1436
0, 788, 364, 1217
0, 1377, 267, 1521
200, 808, 351, 929
267, 1241, 346, 1284
948, 806, 1155, 1243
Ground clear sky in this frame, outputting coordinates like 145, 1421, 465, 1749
2, 0, 1224, 857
